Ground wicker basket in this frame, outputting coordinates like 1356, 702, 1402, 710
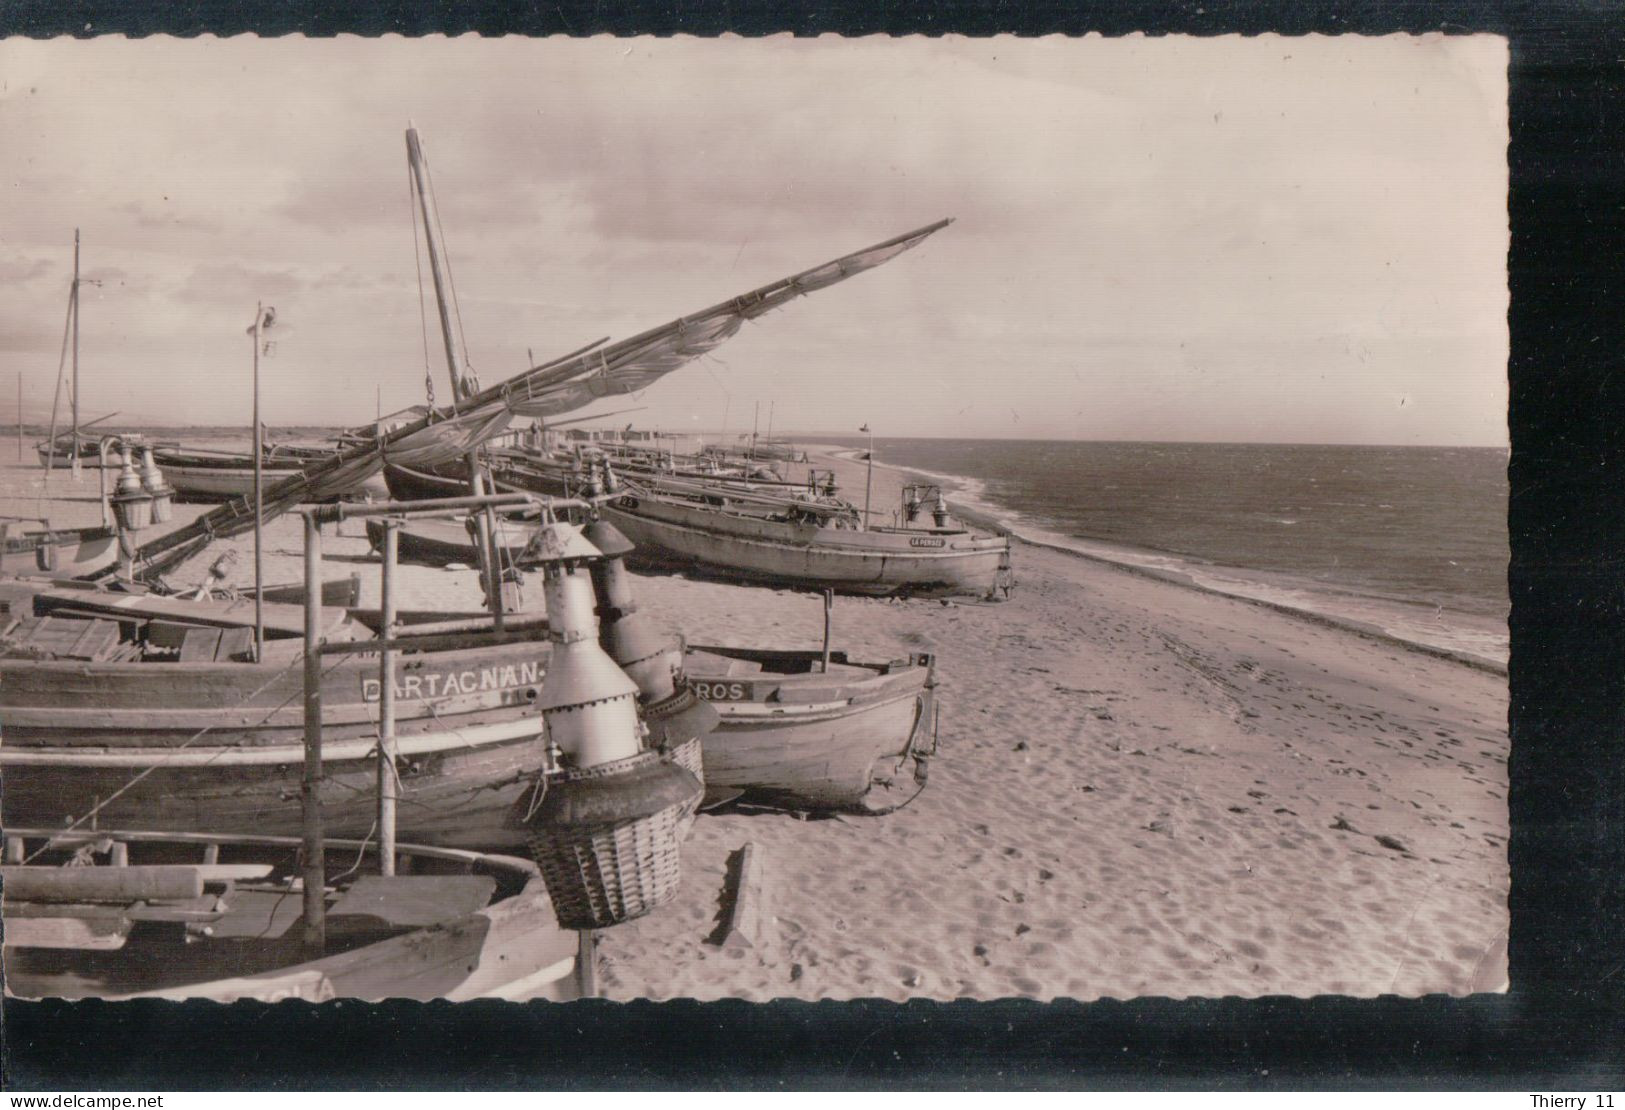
665, 734, 705, 838
524, 749, 701, 930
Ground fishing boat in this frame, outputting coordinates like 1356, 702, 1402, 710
0, 577, 562, 852
34, 232, 124, 473
1, 827, 590, 1002
14, 127, 951, 846
684, 645, 937, 810
154, 444, 345, 503
383, 451, 576, 503
36, 428, 120, 471
1, 517, 120, 578
600, 472, 1012, 598
364, 512, 543, 567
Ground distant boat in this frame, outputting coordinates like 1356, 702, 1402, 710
154, 446, 310, 502
601, 474, 1012, 597
1, 828, 589, 1002
35, 233, 121, 473
750, 439, 809, 463
685, 645, 937, 810
36, 429, 120, 470
154, 444, 382, 503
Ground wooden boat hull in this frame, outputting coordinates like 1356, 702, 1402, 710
156, 454, 311, 502
0, 635, 554, 851
601, 496, 1009, 597
365, 516, 541, 566
684, 646, 936, 808
383, 458, 574, 502
36, 448, 117, 471
1, 829, 586, 1002
156, 448, 382, 503
384, 461, 477, 500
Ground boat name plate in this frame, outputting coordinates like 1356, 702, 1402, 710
361, 659, 544, 703
688, 680, 750, 702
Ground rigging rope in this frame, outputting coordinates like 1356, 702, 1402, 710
21, 643, 364, 864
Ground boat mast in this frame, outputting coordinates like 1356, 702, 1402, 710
70, 229, 80, 475
405, 126, 505, 625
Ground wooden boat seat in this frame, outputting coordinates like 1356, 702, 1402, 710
144, 622, 257, 662
327, 875, 496, 929
34, 587, 363, 642
0, 615, 126, 662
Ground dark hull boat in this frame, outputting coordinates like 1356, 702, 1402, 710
383, 455, 576, 503
684, 646, 937, 810
1, 828, 588, 1002
0, 582, 556, 852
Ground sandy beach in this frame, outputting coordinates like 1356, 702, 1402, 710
1, 437, 1509, 1001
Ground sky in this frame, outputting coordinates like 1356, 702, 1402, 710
0, 34, 1508, 445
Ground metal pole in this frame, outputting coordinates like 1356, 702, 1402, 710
473, 463, 506, 629
821, 588, 833, 674
301, 514, 326, 955
16, 372, 22, 462
70, 230, 80, 479
863, 425, 874, 530
378, 521, 399, 876
252, 304, 265, 662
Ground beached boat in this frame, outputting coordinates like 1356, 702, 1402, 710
34, 233, 123, 473
364, 513, 542, 567
0, 579, 559, 852
1, 518, 120, 577
1, 828, 589, 1002
684, 645, 937, 810
36, 431, 120, 471
600, 474, 1011, 597
383, 453, 576, 503
154, 445, 338, 503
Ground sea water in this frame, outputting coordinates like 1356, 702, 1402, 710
819, 438, 1509, 666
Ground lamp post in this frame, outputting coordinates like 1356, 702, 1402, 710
860, 423, 874, 529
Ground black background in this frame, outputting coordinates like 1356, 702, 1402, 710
1, 0, 1621, 1091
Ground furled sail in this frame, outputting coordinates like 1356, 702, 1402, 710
114, 217, 952, 581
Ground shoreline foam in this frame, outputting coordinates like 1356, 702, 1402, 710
820, 444, 1507, 672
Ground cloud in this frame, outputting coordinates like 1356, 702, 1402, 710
179, 262, 306, 304
0, 33, 1508, 443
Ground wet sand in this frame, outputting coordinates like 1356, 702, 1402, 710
1, 436, 1509, 1000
